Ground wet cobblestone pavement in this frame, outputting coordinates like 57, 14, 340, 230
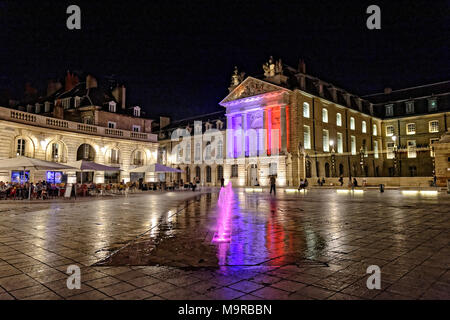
0, 188, 449, 300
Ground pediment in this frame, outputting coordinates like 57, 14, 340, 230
220, 77, 289, 105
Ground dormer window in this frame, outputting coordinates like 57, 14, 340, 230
133, 106, 141, 117
216, 120, 224, 130
109, 101, 117, 113
406, 101, 415, 114
35, 103, 42, 114
205, 122, 212, 130
62, 97, 71, 109
385, 104, 394, 117
44, 102, 51, 113
428, 98, 437, 112
74, 96, 81, 108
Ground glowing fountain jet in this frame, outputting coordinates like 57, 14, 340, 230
212, 182, 233, 243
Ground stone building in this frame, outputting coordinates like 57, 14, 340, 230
0, 72, 158, 184
155, 111, 226, 186
218, 58, 450, 187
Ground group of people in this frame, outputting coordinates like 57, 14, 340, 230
0, 181, 61, 200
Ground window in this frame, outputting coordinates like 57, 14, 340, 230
385, 104, 394, 117
205, 142, 211, 160
185, 143, 191, 162
374, 140, 379, 159
110, 149, 120, 164
372, 124, 378, 136
351, 136, 356, 155
322, 108, 328, 123
429, 120, 439, 133
217, 140, 223, 159
133, 150, 143, 165
206, 166, 212, 183
132, 125, 141, 132
108, 121, 116, 129
407, 140, 416, 158
386, 125, 394, 136
430, 138, 439, 157
44, 102, 51, 113
337, 133, 343, 154
195, 166, 201, 179
108, 101, 116, 113
74, 96, 81, 108
35, 103, 41, 113
269, 163, 278, 176
406, 123, 416, 135
362, 121, 367, 133
195, 143, 201, 161
387, 142, 395, 159
406, 101, 414, 114
217, 165, 224, 181
17, 139, 26, 156
409, 166, 417, 177
303, 125, 311, 149
336, 113, 342, 126
322, 129, 329, 152
231, 164, 238, 178
428, 98, 437, 112
51, 143, 59, 160
350, 117, 355, 130
133, 106, 141, 117
303, 102, 310, 118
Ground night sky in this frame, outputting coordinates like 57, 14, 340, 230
0, 0, 448, 120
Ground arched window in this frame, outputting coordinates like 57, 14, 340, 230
205, 142, 211, 160
186, 167, 191, 182
325, 163, 330, 178
305, 160, 312, 178
206, 166, 212, 183
195, 143, 201, 161
339, 163, 344, 176
185, 143, 191, 162
195, 166, 201, 180
77, 144, 95, 161
217, 165, 223, 181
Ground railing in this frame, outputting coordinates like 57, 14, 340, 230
0, 106, 157, 142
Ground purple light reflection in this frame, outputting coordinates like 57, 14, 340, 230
212, 182, 233, 243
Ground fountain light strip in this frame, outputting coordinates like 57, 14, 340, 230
402, 190, 438, 196
336, 189, 364, 194
245, 188, 263, 192
285, 189, 307, 193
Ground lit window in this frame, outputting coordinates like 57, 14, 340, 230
407, 140, 416, 158
337, 133, 343, 154
406, 123, 416, 135
386, 125, 394, 136
303, 102, 310, 118
429, 120, 439, 133
303, 125, 311, 149
51, 143, 59, 160
17, 139, 26, 156
387, 142, 395, 159
133, 106, 141, 117
385, 104, 394, 117
350, 117, 355, 130
322, 108, 328, 123
372, 124, 378, 136
336, 113, 342, 126
362, 121, 367, 133
430, 138, 439, 157
406, 101, 414, 114
374, 140, 379, 159
109, 101, 116, 113
351, 136, 356, 155
322, 129, 329, 152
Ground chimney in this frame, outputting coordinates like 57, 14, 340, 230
384, 87, 392, 94
356, 97, 363, 111
86, 74, 98, 90
47, 80, 62, 96
315, 81, 323, 97
65, 71, 79, 92
121, 85, 126, 109
53, 100, 64, 119
160, 116, 170, 129
344, 93, 351, 107
329, 86, 337, 101
298, 59, 306, 74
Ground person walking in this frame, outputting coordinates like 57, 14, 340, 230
270, 175, 276, 195
220, 177, 225, 188
338, 175, 344, 186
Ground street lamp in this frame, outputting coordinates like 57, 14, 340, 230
330, 140, 336, 177
359, 146, 365, 177
392, 135, 398, 176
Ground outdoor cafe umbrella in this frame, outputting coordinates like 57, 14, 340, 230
0, 156, 77, 199
65, 160, 121, 184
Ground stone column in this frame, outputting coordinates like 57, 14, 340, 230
280, 105, 287, 153
262, 109, 267, 157
241, 113, 247, 158
226, 115, 233, 158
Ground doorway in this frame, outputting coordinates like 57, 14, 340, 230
250, 164, 258, 186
